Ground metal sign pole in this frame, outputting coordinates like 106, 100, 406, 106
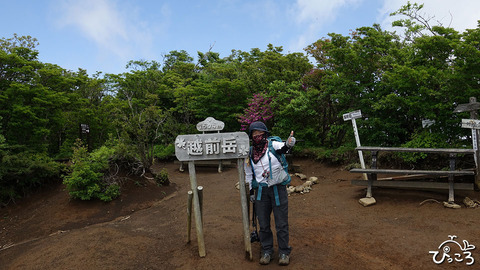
472, 129, 478, 165
455, 97, 480, 190
461, 118, 480, 189
344, 110, 367, 180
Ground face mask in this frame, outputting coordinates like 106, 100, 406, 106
253, 133, 267, 145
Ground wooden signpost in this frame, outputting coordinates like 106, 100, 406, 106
455, 97, 480, 189
175, 117, 251, 258
343, 110, 367, 180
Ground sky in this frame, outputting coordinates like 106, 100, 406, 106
1, 0, 479, 75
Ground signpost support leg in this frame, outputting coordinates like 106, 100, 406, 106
366, 151, 377, 198
187, 190, 193, 243
352, 118, 367, 180
470, 129, 480, 190
188, 161, 206, 257
197, 186, 204, 224
456, 97, 480, 190
237, 158, 252, 260
468, 97, 480, 190
448, 154, 456, 202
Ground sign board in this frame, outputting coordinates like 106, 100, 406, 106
175, 132, 249, 161
80, 124, 90, 134
343, 110, 362, 121
454, 102, 480, 113
422, 119, 435, 128
196, 117, 225, 132
461, 119, 480, 129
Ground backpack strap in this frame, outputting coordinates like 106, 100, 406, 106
249, 146, 259, 189
267, 139, 291, 185
249, 142, 286, 206
256, 182, 280, 206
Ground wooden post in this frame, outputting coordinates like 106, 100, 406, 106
187, 190, 193, 243
366, 151, 377, 198
218, 161, 223, 173
448, 154, 456, 202
470, 98, 480, 190
237, 158, 252, 260
175, 131, 250, 258
188, 161, 206, 257
454, 97, 480, 190
197, 186, 203, 223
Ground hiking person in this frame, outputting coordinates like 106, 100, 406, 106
244, 121, 296, 265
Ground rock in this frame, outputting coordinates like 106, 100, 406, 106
309, 177, 319, 184
304, 180, 312, 187
235, 182, 239, 190
443, 201, 461, 209
295, 173, 307, 180
463, 197, 478, 208
295, 185, 304, 193
287, 186, 296, 195
359, 197, 376, 207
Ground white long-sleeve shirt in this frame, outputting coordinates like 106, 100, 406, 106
244, 140, 285, 190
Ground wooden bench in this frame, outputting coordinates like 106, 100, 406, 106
350, 146, 476, 203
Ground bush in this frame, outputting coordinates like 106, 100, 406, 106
0, 151, 62, 205
301, 146, 357, 165
154, 168, 170, 186
62, 140, 120, 202
398, 131, 450, 165
154, 144, 175, 160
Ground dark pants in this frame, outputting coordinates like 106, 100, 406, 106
254, 185, 291, 256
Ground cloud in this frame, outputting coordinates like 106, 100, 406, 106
294, 0, 362, 25
288, 0, 363, 52
54, 0, 157, 67
378, 0, 480, 33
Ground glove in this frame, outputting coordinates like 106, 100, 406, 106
286, 131, 296, 148
250, 194, 255, 202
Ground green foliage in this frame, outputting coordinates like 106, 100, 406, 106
398, 131, 449, 163
3, 6, 480, 181
62, 140, 120, 202
302, 146, 357, 164
154, 168, 170, 186
0, 151, 62, 205
154, 144, 175, 160
302, 3, 480, 150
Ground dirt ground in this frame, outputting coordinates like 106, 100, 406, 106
1, 158, 480, 269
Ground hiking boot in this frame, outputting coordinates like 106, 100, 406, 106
278, 253, 290, 266
259, 253, 272, 265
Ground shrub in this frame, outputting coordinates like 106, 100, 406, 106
154, 168, 170, 186
154, 144, 175, 160
398, 131, 450, 165
302, 146, 357, 165
62, 140, 120, 202
0, 151, 62, 205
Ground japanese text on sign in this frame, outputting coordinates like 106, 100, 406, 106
196, 117, 225, 132
343, 110, 362, 121
175, 132, 250, 161
462, 119, 480, 129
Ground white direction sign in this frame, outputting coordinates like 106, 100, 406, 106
343, 110, 362, 121
462, 119, 480, 129
175, 132, 250, 161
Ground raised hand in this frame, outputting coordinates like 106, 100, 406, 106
286, 131, 296, 148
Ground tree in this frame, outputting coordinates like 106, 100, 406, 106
108, 61, 168, 174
